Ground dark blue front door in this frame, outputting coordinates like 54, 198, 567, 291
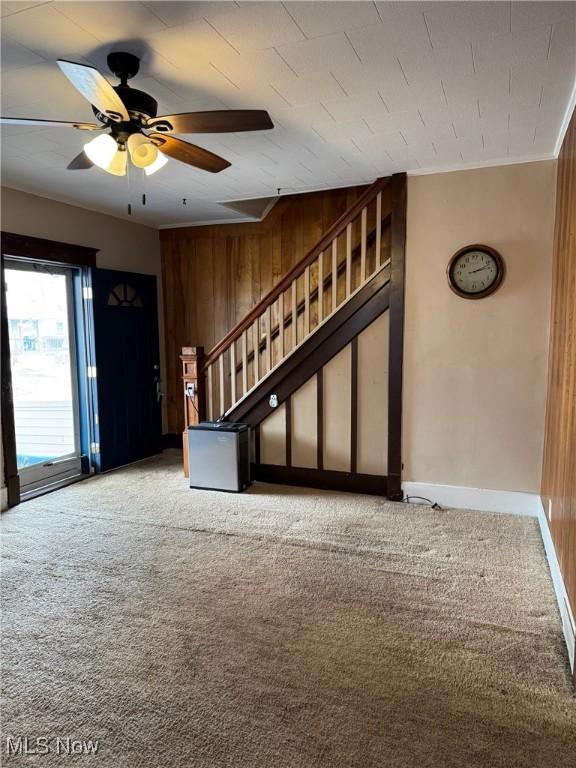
91, 268, 162, 472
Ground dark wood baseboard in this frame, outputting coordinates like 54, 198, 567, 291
386, 473, 403, 501
252, 463, 387, 496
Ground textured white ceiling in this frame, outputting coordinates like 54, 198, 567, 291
1, 1, 575, 227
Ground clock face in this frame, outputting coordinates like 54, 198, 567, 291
447, 246, 504, 299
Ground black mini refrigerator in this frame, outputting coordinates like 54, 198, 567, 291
187, 422, 251, 492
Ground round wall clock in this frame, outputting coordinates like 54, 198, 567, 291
447, 244, 505, 299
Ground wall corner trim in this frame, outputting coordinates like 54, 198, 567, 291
402, 481, 541, 516
554, 77, 576, 158
537, 498, 576, 673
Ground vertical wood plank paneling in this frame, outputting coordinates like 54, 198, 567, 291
541, 110, 576, 621
161, 185, 370, 431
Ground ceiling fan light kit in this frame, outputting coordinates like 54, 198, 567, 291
106, 147, 128, 177
126, 133, 158, 169
144, 152, 168, 176
0, 51, 274, 180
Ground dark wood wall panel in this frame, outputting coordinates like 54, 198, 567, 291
161, 185, 368, 432
541, 109, 576, 617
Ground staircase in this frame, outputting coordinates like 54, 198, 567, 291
181, 173, 406, 499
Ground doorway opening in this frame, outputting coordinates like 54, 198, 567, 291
4, 259, 87, 498
1, 233, 164, 508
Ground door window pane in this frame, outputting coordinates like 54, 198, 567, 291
5, 267, 77, 468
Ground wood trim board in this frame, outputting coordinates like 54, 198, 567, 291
1, 232, 98, 267
0, 255, 20, 507
253, 463, 387, 496
386, 173, 407, 501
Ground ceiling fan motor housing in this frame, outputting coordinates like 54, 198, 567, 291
107, 51, 140, 83
90, 52, 158, 126
92, 87, 158, 127
115, 86, 158, 121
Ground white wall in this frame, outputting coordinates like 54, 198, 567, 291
1, 187, 167, 506
404, 160, 557, 494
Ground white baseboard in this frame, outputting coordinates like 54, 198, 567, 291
537, 499, 575, 673
402, 481, 574, 671
402, 481, 540, 516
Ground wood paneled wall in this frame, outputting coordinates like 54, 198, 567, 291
541, 109, 576, 619
161, 185, 368, 432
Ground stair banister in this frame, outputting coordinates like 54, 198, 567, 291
201, 176, 391, 370
184, 174, 393, 440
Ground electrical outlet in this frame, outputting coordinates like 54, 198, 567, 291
548, 499, 552, 522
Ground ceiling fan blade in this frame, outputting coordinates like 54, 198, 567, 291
1, 116, 102, 130
147, 110, 273, 134
150, 134, 231, 173
57, 60, 129, 122
67, 152, 94, 170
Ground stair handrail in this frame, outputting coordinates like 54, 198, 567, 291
230, 213, 392, 375
201, 176, 391, 370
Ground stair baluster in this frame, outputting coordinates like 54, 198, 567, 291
187, 177, 392, 433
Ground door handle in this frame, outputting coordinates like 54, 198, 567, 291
154, 378, 164, 402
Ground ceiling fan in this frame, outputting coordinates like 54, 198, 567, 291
0, 51, 274, 177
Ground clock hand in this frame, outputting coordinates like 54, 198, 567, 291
469, 266, 490, 273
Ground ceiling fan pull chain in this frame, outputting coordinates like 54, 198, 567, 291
127, 158, 132, 215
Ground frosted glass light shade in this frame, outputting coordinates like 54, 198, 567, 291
144, 151, 168, 175
84, 134, 117, 169
127, 133, 158, 168
106, 148, 127, 176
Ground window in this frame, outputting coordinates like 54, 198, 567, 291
107, 283, 143, 307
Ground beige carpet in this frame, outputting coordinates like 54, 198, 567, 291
1, 451, 574, 767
